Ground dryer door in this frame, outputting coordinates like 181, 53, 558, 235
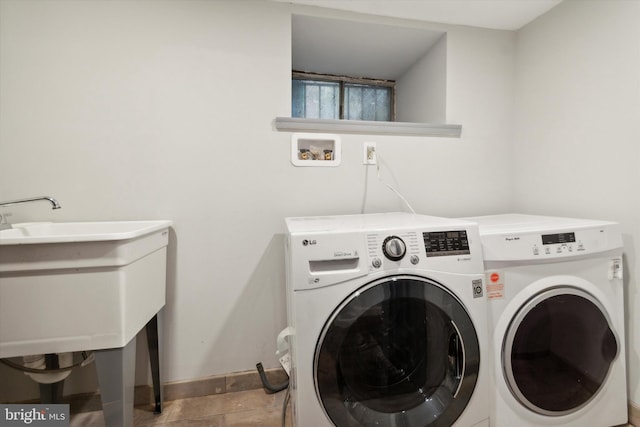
502, 286, 618, 416
315, 275, 480, 427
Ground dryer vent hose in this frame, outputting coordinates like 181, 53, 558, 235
256, 362, 288, 393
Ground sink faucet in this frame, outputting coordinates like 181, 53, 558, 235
0, 196, 61, 230
0, 196, 62, 210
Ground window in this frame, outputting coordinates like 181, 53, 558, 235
278, 15, 461, 137
292, 71, 395, 121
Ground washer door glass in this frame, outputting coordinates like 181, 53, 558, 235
315, 275, 480, 427
503, 287, 618, 416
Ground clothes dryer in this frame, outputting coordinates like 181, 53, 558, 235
285, 212, 489, 427
464, 214, 627, 427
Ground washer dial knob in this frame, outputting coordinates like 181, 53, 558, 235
383, 236, 406, 261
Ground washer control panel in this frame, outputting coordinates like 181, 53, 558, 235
382, 236, 407, 261
423, 230, 471, 257
367, 229, 473, 270
286, 213, 485, 290
368, 231, 421, 270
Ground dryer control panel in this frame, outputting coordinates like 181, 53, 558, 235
537, 231, 581, 256
478, 225, 622, 261
463, 214, 623, 262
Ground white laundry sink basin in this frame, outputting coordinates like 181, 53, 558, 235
0, 220, 172, 358
0, 220, 171, 272
0, 220, 171, 244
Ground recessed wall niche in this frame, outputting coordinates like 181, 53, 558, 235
274, 13, 458, 137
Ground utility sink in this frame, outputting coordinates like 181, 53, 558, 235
0, 220, 172, 358
0, 220, 171, 244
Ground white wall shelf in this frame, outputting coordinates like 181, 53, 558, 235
274, 117, 462, 138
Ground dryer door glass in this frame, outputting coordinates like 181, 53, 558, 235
315, 275, 480, 427
503, 287, 618, 416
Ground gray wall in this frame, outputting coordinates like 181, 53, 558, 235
513, 0, 640, 404
0, 0, 514, 401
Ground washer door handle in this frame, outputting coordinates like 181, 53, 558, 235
601, 327, 618, 363
448, 320, 465, 397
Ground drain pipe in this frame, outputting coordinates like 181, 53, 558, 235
256, 326, 292, 393
256, 362, 288, 393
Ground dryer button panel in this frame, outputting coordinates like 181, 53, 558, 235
539, 231, 585, 256
480, 225, 623, 261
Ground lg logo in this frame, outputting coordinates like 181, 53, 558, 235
302, 239, 317, 246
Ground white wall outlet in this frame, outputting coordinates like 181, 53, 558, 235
363, 142, 377, 165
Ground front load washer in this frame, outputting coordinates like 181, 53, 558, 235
464, 214, 627, 427
284, 212, 489, 427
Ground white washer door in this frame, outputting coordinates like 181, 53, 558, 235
314, 275, 480, 427
502, 286, 618, 416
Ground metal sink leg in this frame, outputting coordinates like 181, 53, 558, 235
94, 338, 136, 427
145, 309, 164, 414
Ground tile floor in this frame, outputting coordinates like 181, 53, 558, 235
68, 389, 635, 427
69, 388, 293, 427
